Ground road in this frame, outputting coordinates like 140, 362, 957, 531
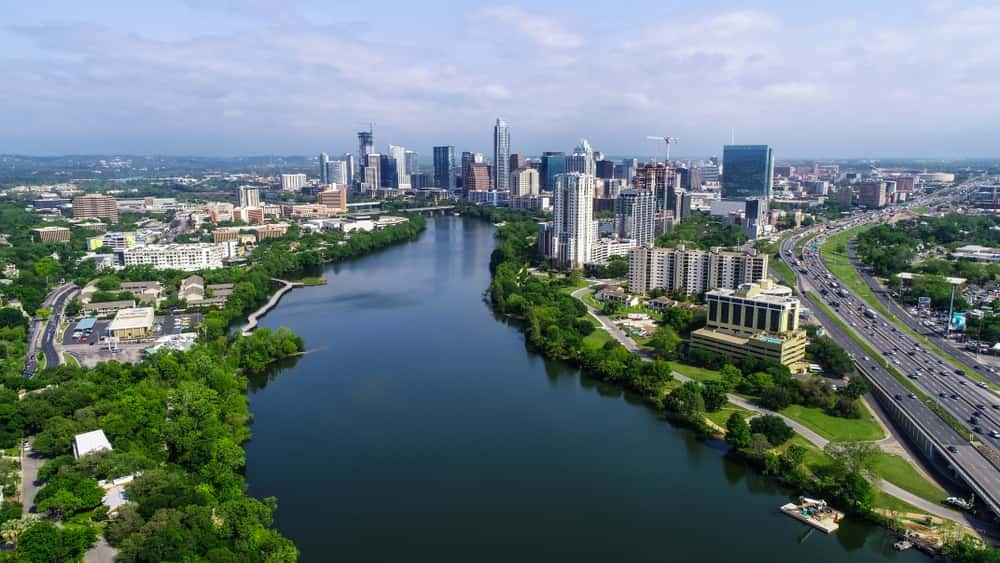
23, 283, 76, 377
20, 439, 43, 516
572, 284, 977, 524
780, 199, 1000, 520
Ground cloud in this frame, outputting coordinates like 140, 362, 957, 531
474, 6, 583, 49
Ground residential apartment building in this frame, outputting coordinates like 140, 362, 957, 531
73, 193, 119, 223
628, 244, 768, 295
280, 173, 307, 192
690, 280, 806, 366
464, 163, 491, 192
123, 243, 226, 271
614, 190, 655, 247
858, 180, 887, 208
238, 186, 261, 209
551, 172, 596, 269
510, 168, 540, 197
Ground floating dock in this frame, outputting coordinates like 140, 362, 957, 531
779, 497, 844, 533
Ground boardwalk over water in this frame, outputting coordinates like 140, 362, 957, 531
242, 278, 303, 336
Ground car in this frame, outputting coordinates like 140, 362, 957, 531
908, 393, 917, 399
948, 445, 959, 453
959, 380, 966, 385
939, 392, 947, 398
894, 394, 903, 400
977, 382, 989, 389
993, 404, 1000, 410
955, 369, 964, 375
951, 394, 959, 399
940, 370, 949, 376
990, 430, 1000, 439
974, 426, 984, 434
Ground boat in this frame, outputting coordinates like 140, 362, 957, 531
893, 539, 913, 551
779, 496, 844, 534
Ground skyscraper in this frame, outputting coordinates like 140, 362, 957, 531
615, 190, 655, 246
343, 153, 356, 187
493, 118, 510, 192
565, 139, 596, 176
362, 154, 381, 192
404, 150, 419, 177
722, 145, 774, 200
509, 153, 526, 172
540, 152, 565, 192
380, 154, 399, 189
319, 152, 330, 184
387, 145, 410, 190
464, 163, 491, 192
510, 168, 540, 197
358, 129, 374, 183
552, 172, 596, 269
326, 160, 348, 185
633, 162, 679, 213
433, 146, 456, 190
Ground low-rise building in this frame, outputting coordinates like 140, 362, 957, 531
123, 243, 226, 271
107, 307, 155, 340
595, 285, 639, 306
690, 280, 806, 366
73, 429, 113, 459
82, 300, 136, 317
120, 281, 164, 305
33, 226, 71, 243
178, 275, 230, 308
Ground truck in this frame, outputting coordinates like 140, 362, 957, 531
864, 308, 877, 319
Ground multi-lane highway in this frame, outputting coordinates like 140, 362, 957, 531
23, 283, 76, 377
779, 202, 1000, 519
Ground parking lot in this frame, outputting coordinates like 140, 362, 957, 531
59, 313, 202, 367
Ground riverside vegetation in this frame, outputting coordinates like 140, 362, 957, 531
484, 213, 998, 562
0, 208, 427, 561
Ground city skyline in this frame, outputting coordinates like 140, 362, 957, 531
3, 1, 1000, 158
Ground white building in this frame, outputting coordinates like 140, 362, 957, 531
238, 186, 261, 209
510, 168, 540, 197
628, 244, 768, 295
73, 429, 113, 459
590, 239, 637, 265
326, 160, 349, 185
280, 173, 307, 191
551, 172, 596, 269
123, 243, 226, 271
388, 145, 411, 190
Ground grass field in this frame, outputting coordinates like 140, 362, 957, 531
770, 258, 797, 286
780, 403, 885, 442
583, 327, 613, 350
64, 354, 79, 368
36, 352, 45, 371
872, 491, 927, 515
911, 206, 929, 215
872, 452, 947, 505
669, 362, 722, 382
705, 404, 752, 429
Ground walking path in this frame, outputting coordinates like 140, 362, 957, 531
571, 283, 970, 524
242, 279, 302, 336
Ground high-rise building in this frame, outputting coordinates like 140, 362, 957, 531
357, 130, 374, 167
464, 163, 491, 192
343, 153, 357, 186
565, 139, 596, 176
316, 187, 348, 213
743, 198, 767, 239
510, 168, 540, 197
859, 180, 887, 208
627, 245, 767, 295
319, 152, 330, 184
385, 145, 410, 190
326, 160, 349, 185
596, 160, 615, 179
722, 145, 774, 200
279, 174, 307, 192
540, 152, 565, 192
380, 154, 399, 189
551, 173, 596, 269
362, 154, 381, 192
633, 162, 679, 214
614, 190, 655, 246
690, 280, 806, 366
493, 118, 511, 191
405, 150, 419, 177
238, 186, 261, 209
433, 146, 456, 190
509, 153, 526, 173
73, 193, 119, 223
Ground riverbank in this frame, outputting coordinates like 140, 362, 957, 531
242, 278, 303, 336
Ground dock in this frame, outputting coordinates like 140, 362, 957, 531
241, 279, 303, 336
779, 497, 844, 534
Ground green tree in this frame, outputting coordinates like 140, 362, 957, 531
842, 377, 871, 400
701, 381, 728, 412
725, 412, 751, 449
749, 414, 794, 446
649, 326, 680, 359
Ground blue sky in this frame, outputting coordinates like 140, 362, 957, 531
2, 0, 999, 158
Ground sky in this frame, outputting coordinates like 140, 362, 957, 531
2, 0, 999, 159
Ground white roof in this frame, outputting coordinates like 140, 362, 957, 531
73, 429, 113, 458
108, 307, 155, 331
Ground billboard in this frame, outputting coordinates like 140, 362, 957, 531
917, 296, 931, 310
950, 312, 967, 331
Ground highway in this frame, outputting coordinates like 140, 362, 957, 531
779, 195, 1000, 519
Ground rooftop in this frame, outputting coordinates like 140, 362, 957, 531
73, 429, 113, 459
108, 307, 155, 331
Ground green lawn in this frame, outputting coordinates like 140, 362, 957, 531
872, 453, 947, 505
669, 362, 722, 382
64, 354, 80, 368
770, 258, 797, 287
583, 327, 613, 350
36, 352, 46, 371
705, 403, 752, 428
873, 491, 927, 516
911, 206, 929, 215
780, 404, 885, 442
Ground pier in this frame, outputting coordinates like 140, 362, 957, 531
241, 278, 303, 336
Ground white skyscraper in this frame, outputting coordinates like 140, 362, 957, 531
319, 152, 330, 184
552, 172, 596, 269
326, 160, 349, 185
510, 168, 540, 196
388, 145, 410, 190
493, 118, 510, 192
238, 186, 261, 209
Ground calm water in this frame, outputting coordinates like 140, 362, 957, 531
247, 217, 927, 562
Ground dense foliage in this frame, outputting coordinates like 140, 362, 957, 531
655, 213, 747, 250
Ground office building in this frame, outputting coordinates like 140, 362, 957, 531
343, 153, 356, 186
540, 152, 565, 192
387, 145, 410, 190
614, 190, 655, 247
238, 186, 261, 209
433, 146, 456, 190
86, 232, 138, 252
357, 129, 374, 182
316, 187, 348, 213
493, 118, 511, 191
722, 145, 774, 200
690, 280, 806, 366
464, 163, 491, 192
362, 154, 381, 192
123, 243, 227, 271
743, 198, 767, 239
566, 139, 596, 177
511, 168, 540, 197
405, 150, 419, 177
279, 174, 307, 192
380, 154, 399, 189
859, 180, 887, 208
509, 153, 526, 173
627, 245, 768, 295
319, 153, 330, 184
73, 193, 119, 223
551, 173, 596, 268
805, 180, 828, 196
325, 160, 348, 185
33, 226, 71, 243
107, 307, 156, 341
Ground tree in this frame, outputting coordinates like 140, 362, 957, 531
719, 364, 743, 391
750, 433, 772, 456
807, 336, 854, 377
649, 326, 680, 359
725, 412, 751, 449
64, 297, 83, 317
15, 521, 95, 562
824, 441, 880, 479
759, 385, 793, 411
838, 471, 875, 512
749, 415, 794, 446
1, 514, 40, 543
665, 381, 704, 417
0, 308, 28, 330
782, 444, 807, 471
842, 377, 871, 400
35, 308, 52, 320
701, 381, 728, 412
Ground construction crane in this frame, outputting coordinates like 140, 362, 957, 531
647, 136, 679, 161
